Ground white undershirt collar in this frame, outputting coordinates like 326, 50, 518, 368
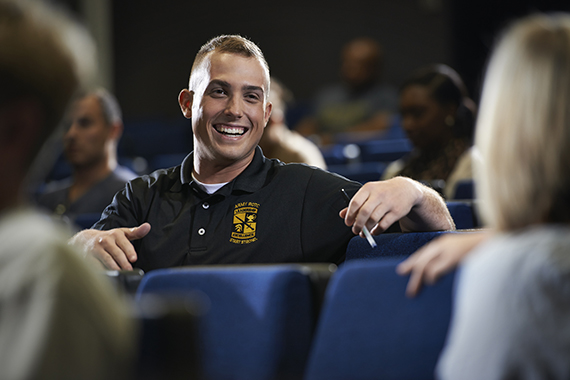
192, 173, 228, 194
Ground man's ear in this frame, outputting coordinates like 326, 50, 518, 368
264, 101, 273, 128
109, 121, 123, 141
178, 89, 194, 119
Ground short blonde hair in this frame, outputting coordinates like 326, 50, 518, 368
476, 13, 570, 230
188, 35, 270, 100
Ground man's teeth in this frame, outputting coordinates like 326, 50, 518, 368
216, 125, 245, 135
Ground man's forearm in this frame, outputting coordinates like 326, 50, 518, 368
399, 180, 455, 232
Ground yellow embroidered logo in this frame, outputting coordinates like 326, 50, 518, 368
230, 202, 259, 244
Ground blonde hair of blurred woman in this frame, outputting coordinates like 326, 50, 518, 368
476, 13, 570, 231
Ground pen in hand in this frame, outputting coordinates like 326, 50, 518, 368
340, 189, 377, 248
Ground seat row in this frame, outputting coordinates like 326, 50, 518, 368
115, 231, 461, 380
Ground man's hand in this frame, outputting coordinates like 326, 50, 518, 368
339, 176, 455, 237
396, 231, 490, 297
69, 223, 151, 270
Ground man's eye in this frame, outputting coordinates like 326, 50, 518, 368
245, 93, 260, 102
77, 118, 92, 128
211, 88, 226, 96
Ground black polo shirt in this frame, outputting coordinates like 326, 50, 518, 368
94, 147, 361, 272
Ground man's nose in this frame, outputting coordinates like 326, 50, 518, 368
64, 123, 77, 140
224, 96, 244, 118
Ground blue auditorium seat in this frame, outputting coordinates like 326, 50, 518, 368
358, 138, 412, 162
136, 264, 328, 380
148, 153, 188, 172
321, 143, 354, 166
446, 201, 476, 229
119, 119, 193, 159
74, 212, 103, 230
304, 258, 457, 380
346, 231, 450, 261
327, 161, 387, 183
452, 179, 475, 200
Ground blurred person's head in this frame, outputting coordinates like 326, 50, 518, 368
0, 0, 88, 207
476, 13, 570, 231
399, 64, 475, 151
341, 37, 383, 91
267, 77, 293, 127
64, 89, 123, 171
0, 0, 81, 168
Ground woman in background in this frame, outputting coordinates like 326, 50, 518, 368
383, 65, 476, 199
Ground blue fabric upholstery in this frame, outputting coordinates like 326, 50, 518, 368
346, 231, 450, 261
119, 119, 193, 158
446, 201, 476, 229
453, 179, 475, 200
74, 212, 103, 230
304, 258, 456, 380
149, 153, 188, 172
358, 138, 413, 162
136, 264, 317, 380
327, 162, 388, 183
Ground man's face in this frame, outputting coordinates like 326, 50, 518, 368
190, 52, 272, 167
341, 42, 378, 90
63, 95, 112, 168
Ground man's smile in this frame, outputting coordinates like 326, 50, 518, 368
214, 124, 248, 136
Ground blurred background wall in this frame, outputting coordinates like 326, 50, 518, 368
57, 0, 569, 121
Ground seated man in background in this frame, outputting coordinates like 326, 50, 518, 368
295, 37, 398, 145
36, 88, 136, 224
0, 0, 134, 378
258, 77, 327, 169
70, 34, 455, 272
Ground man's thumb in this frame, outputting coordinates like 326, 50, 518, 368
125, 223, 151, 241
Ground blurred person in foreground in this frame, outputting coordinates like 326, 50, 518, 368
258, 77, 327, 169
399, 13, 570, 378
36, 89, 136, 225
0, 0, 134, 379
382, 64, 476, 199
295, 37, 398, 145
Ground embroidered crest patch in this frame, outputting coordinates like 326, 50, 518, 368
230, 202, 259, 244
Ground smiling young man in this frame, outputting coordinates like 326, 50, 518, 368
178, 47, 272, 183
70, 35, 455, 272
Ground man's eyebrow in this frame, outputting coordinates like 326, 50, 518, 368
208, 79, 230, 88
206, 80, 265, 95
243, 85, 264, 95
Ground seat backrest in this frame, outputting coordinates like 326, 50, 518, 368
358, 138, 413, 162
446, 201, 476, 230
136, 264, 330, 380
304, 258, 456, 380
346, 231, 449, 261
452, 179, 475, 200
74, 212, 103, 230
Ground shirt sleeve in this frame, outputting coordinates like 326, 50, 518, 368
300, 169, 362, 263
92, 178, 145, 231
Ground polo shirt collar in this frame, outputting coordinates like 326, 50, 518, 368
232, 146, 269, 193
179, 146, 270, 194
180, 152, 193, 185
